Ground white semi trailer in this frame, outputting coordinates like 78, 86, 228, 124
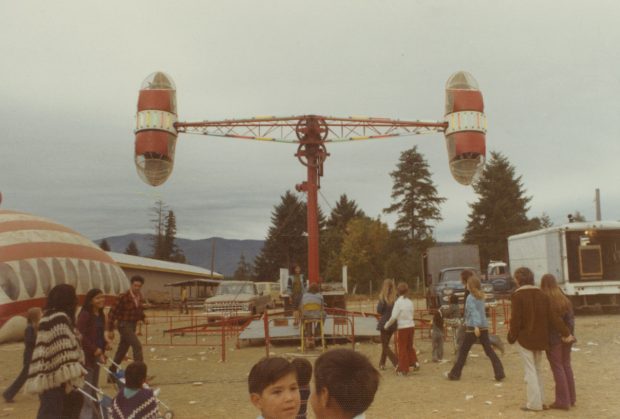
508, 221, 620, 310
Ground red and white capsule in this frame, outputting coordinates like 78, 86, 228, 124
134, 72, 178, 186
444, 71, 486, 185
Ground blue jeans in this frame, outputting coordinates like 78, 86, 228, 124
449, 329, 504, 380
546, 342, 576, 408
3, 362, 29, 401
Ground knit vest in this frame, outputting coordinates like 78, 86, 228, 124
24, 311, 86, 394
108, 388, 159, 419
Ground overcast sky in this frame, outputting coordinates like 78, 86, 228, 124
1, 0, 619, 243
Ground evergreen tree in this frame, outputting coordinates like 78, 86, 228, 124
233, 254, 254, 281
322, 194, 367, 282
150, 200, 168, 259
254, 191, 308, 280
326, 194, 366, 229
163, 210, 186, 262
99, 239, 111, 251
529, 212, 553, 230
125, 240, 140, 256
463, 151, 537, 267
384, 146, 446, 250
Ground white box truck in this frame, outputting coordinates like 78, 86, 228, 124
508, 221, 620, 310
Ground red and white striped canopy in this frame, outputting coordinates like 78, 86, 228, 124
0, 210, 128, 309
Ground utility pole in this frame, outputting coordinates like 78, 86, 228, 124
210, 238, 216, 279
595, 188, 602, 221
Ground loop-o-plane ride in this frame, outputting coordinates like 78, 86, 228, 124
134, 71, 487, 286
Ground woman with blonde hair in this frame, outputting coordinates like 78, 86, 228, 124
376, 279, 398, 370
541, 274, 576, 410
447, 275, 505, 381
384, 282, 418, 375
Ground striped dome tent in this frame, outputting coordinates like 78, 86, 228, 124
0, 209, 128, 342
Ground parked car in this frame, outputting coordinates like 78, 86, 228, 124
204, 281, 271, 319
255, 281, 281, 308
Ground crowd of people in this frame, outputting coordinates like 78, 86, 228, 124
374, 267, 576, 413
2, 275, 152, 419
2, 264, 578, 417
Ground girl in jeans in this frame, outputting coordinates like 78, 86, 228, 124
376, 279, 398, 370
447, 275, 505, 381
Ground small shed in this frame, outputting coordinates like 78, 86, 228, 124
164, 278, 222, 308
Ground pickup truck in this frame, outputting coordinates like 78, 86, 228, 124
430, 267, 494, 307
204, 281, 271, 318
484, 261, 517, 297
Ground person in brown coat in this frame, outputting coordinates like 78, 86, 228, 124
507, 267, 574, 412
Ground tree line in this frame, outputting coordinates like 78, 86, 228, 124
99, 199, 187, 263
98, 147, 587, 290
246, 147, 577, 293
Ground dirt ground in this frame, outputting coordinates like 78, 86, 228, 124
1, 302, 620, 419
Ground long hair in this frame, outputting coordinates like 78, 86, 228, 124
540, 274, 571, 315
467, 276, 485, 300
378, 279, 396, 305
45, 284, 78, 324
81, 288, 104, 317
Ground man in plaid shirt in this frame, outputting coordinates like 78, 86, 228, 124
107, 275, 146, 374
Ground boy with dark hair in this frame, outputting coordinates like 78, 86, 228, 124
108, 361, 158, 419
291, 358, 312, 419
249, 357, 301, 419
310, 349, 380, 419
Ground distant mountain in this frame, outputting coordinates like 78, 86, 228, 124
97, 234, 264, 277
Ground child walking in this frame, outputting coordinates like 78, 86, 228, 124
3, 307, 42, 403
431, 308, 444, 362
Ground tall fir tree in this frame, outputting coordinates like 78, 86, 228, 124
150, 200, 168, 259
384, 146, 446, 250
233, 253, 254, 281
463, 151, 537, 267
99, 239, 111, 251
163, 210, 186, 262
254, 191, 309, 280
125, 240, 140, 256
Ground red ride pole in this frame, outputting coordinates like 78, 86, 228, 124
306, 147, 320, 285
295, 116, 326, 286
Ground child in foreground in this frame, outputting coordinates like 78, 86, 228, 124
108, 361, 158, 419
310, 349, 380, 419
249, 357, 301, 419
291, 358, 312, 419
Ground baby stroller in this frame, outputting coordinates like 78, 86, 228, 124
81, 360, 175, 419
76, 380, 113, 419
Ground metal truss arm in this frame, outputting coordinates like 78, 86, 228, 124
175, 115, 448, 143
